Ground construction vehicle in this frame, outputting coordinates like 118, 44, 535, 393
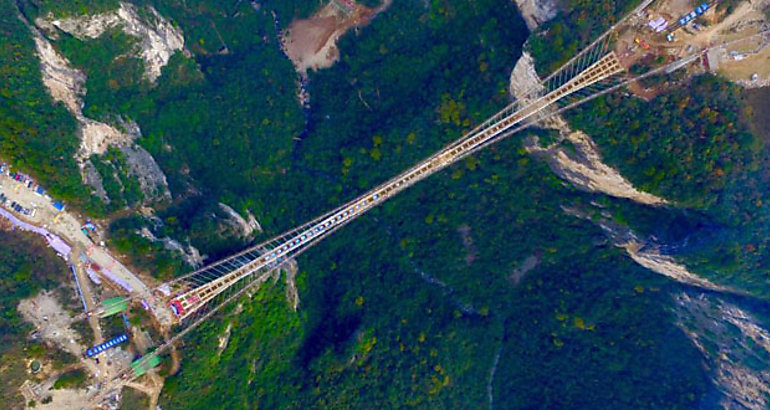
634, 37, 651, 50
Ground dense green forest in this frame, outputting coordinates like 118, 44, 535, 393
567, 75, 758, 213
162, 136, 711, 407
523, 0, 770, 298
565, 75, 770, 297
3, 0, 770, 407
110, 0, 713, 407
0, 2, 95, 211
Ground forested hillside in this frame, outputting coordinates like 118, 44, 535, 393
526, 0, 770, 299
141, 0, 709, 407
0, 3, 92, 209
2, 0, 769, 407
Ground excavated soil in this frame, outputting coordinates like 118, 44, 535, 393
281, 0, 391, 75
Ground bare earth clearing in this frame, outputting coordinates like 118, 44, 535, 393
627, 0, 770, 93
281, 0, 392, 75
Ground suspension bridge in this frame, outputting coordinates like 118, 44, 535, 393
90, 0, 760, 393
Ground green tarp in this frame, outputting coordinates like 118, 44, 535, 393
99, 297, 128, 318
131, 354, 161, 377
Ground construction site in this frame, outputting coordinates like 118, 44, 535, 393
615, 0, 770, 97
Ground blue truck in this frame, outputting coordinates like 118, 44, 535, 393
86, 334, 129, 358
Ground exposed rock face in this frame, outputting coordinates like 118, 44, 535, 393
81, 161, 110, 203
674, 292, 770, 409
31, 21, 171, 202
623, 242, 726, 291
32, 36, 85, 114
246, 209, 263, 234
511, 51, 668, 206
282, 259, 300, 311
513, 0, 558, 31
531, 129, 668, 206
32, 28, 117, 157
43, 2, 185, 82
509, 51, 547, 101
218, 203, 261, 238
217, 323, 233, 354
562, 205, 728, 292
120, 144, 172, 202
80, 118, 133, 156
139, 227, 203, 267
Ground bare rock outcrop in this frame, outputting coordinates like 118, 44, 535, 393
32, 36, 85, 114
282, 259, 300, 311
120, 144, 172, 202
623, 242, 726, 291
509, 51, 546, 100
81, 161, 110, 203
80, 119, 134, 156
527, 130, 669, 206
247, 209, 263, 234
139, 227, 203, 267
511, 51, 667, 206
218, 203, 261, 238
31, 23, 171, 202
217, 323, 233, 354
41, 2, 185, 82
513, 0, 558, 31
34, 32, 132, 158
675, 292, 770, 409
562, 205, 728, 292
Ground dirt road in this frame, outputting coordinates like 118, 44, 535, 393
0, 170, 173, 326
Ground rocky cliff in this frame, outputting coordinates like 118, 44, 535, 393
30, 5, 174, 203
39, 2, 185, 82
513, 0, 558, 31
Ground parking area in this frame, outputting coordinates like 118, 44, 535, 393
0, 163, 173, 326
